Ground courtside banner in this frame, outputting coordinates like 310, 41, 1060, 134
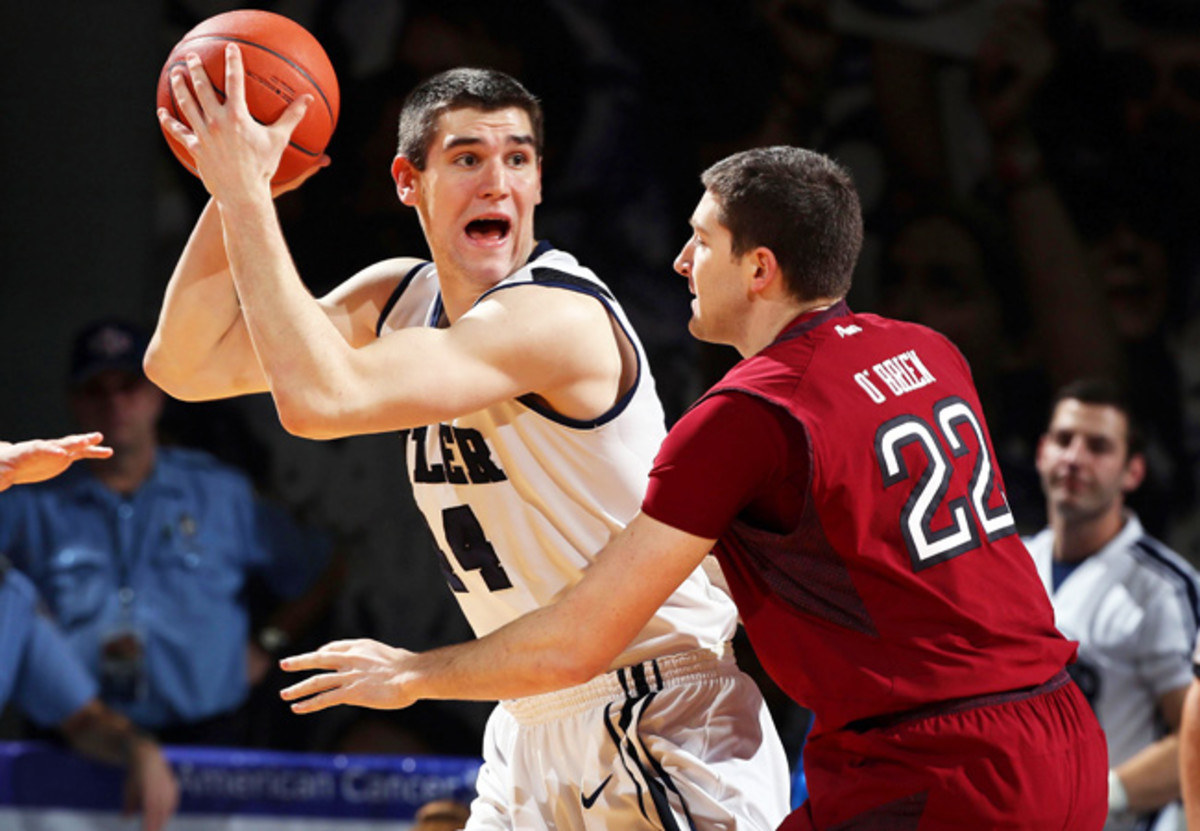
1, 741, 480, 825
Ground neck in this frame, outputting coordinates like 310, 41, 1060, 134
1048, 504, 1127, 563
437, 239, 538, 324
738, 296, 840, 357
90, 443, 156, 496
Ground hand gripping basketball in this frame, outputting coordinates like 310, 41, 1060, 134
156, 9, 339, 186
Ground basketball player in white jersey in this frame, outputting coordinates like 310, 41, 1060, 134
1025, 378, 1199, 831
150, 55, 789, 829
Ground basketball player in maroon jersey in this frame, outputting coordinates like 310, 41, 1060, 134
281, 146, 1108, 829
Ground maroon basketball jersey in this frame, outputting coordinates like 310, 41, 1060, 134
704, 303, 1074, 736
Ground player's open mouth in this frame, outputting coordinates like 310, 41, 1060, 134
466, 217, 511, 243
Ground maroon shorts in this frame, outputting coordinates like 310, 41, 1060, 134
780, 672, 1107, 830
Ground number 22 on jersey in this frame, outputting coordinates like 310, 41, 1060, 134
875, 395, 1016, 571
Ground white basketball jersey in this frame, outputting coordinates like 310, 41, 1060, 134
378, 243, 737, 669
1026, 515, 1198, 831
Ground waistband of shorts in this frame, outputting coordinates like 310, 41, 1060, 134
843, 669, 1072, 734
500, 642, 736, 724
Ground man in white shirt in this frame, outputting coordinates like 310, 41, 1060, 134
1026, 378, 1198, 831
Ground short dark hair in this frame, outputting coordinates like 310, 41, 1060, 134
1050, 377, 1145, 456
700, 146, 863, 302
397, 67, 544, 171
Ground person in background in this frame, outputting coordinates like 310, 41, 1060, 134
1, 433, 178, 830
1026, 377, 1198, 830
1, 557, 179, 830
0, 318, 333, 746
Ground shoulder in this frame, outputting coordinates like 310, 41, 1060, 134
1125, 533, 1200, 591
336, 257, 428, 293
668, 391, 800, 462
322, 256, 430, 325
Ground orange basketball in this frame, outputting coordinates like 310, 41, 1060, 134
156, 9, 339, 185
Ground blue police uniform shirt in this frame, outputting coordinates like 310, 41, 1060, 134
0, 563, 98, 727
0, 447, 330, 729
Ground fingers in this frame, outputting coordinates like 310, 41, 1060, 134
57, 433, 113, 458
274, 93, 312, 136
279, 670, 347, 703
287, 689, 343, 714
224, 43, 246, 111
186, 52, 225, 115
167, 65, 206, 138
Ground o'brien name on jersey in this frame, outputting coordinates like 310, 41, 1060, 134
854, 349, 937, 404
399, 425, 508, 485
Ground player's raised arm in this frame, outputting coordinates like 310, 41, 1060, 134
279, 512, 716, 708
144, 196, 267, 401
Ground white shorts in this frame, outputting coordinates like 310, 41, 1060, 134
465, 643, 790, 830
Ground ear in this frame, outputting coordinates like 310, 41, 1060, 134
747, 246, 782, 296
1121, 452, 1146, 494
392, 155, 420, 206
534, 158, 543, 206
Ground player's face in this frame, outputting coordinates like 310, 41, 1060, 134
674, 191, 754, 350
1036, 399, 1144, 523
394, 106, 542, 292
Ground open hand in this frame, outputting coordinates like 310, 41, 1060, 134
280, 639, 419, 713
0, 433, 112, 491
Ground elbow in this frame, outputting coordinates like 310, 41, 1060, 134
142, 342, 196, 401
142, 339, 170, 388
274, 392, 345, 441
544, 647, 610, 690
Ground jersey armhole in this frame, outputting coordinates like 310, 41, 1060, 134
375, 261, 431, 337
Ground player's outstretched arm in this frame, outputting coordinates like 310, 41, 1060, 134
0, 434, 112, 492
279, 513, 715, 709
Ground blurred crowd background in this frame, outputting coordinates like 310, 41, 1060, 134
3, 0, 1199, 761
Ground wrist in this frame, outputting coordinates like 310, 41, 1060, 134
1108, 769, 1129, 815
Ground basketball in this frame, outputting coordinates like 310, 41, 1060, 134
156, 9, 340, 185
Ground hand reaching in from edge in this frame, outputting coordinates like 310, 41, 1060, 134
0, 433, 112, 492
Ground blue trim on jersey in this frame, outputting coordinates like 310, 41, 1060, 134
487, 279, 645, 430
376, 261, 431, 337
1132, 538, 1200, 632
774, 300, 850, 344
529, 238, 555, 260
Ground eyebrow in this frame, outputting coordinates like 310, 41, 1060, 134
441, 134, 536, 152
